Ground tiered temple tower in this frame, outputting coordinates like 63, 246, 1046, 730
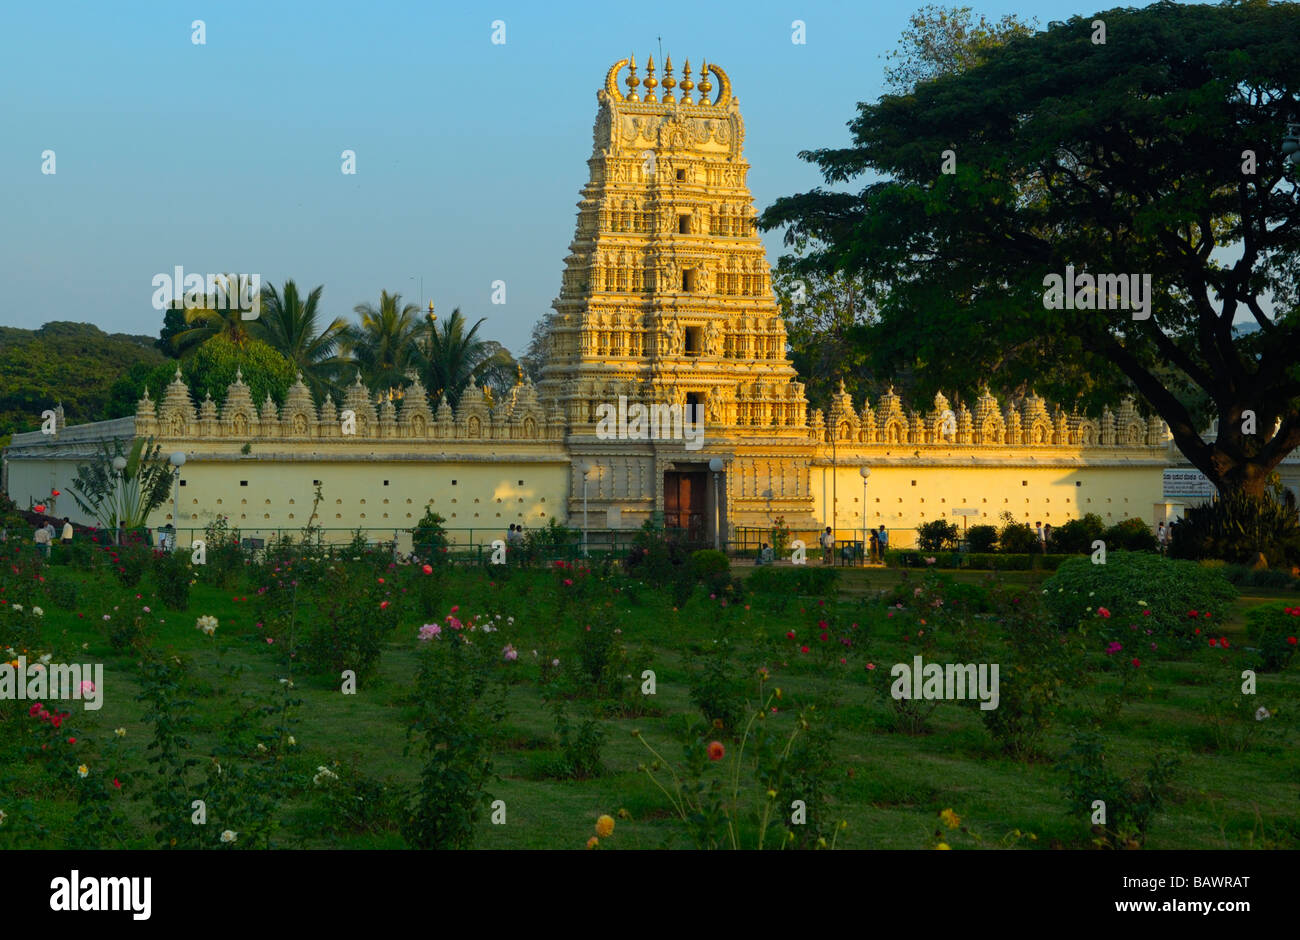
540, 56, 819, 538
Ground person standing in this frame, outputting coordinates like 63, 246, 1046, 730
1157, 522, 1168, 554
1035, 521, 1044, 553
34, 522, 51, 558
61, 518, 73, 545
877, 525, 889, 560
819, 526, 834, 565
869, 528, 880, 563
1042, 523, 1052, 553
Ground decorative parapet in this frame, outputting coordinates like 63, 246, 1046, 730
810, 389, 1169, 450
131, 371, 562, 443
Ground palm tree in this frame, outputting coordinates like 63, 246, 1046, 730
414, 308, 518, 411
345, 291, 424, 393
257, 280, 349, 401
169, 273, 257, 355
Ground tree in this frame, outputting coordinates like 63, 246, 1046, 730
256, 280, 349, 402
413, 308, 518, 410
132, 336, 296, 412
882, 4, 1036, 93
345, 291, 424, 393
68, 437, 174, 532
761, 2, 1300, 500
168, 274, 259, 355
156, 308, 186, 356
519, 318, 551, 384
771, 238, 878, 412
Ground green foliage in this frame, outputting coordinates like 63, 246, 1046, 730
746, 565, 839, 597
1049, 514, 1104, 555
689, 549, 731, 594
196, 516, 243, 589
547, 694, 606, 780
966, 524, 998, 553
152, 549, 192, 610
0, 322, 165, 436
1170, 487, 1300, 567
68, 437, 174, 532
1244, 604, 1300, 673
761, 2, 1300, 499
299, 565, 398, 680
134, 336, 295, 412
1101, 518, 1159, 553
997, 513, 1038, 554
108, 535, 151, 588
1060, 731, 1180, 849
687, 631, 747, 736
1041, 552, 1237, 645
402, 624, 504, 849
409, 504, 450, 562
916, 519, 959, 552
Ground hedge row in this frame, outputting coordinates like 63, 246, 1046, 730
885, 550, 1072, 571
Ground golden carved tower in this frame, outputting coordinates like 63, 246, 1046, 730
540, 56, 817, 537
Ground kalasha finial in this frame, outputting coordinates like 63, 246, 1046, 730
698, 61, 712, 104
662, 55, 676, 99
680, 58, 694, 100
625, 54, 640, 101
644, 54, 658, 102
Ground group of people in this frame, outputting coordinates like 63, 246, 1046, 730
506, 523, 526, 546
812, 525, 889, 565
31, 518, 74, 557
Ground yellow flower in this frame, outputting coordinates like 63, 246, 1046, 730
114, 728, 126, 737
77, 764, 89, 778
935, 842, 951, 850
595, 815, 615, 838
617, 808, 630, 819
766, 789, 777, 799
775, 687, 782, 699
939, 808, 961, 829
586, 836, 599, 850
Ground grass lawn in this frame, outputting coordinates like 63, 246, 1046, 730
2, 549, 1297, 850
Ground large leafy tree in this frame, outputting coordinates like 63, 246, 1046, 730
761, 1, 1300, 499
256, 280, 349, 402
129, 336, 296, 413
771, 238, 878, 411
345, 291, 424, 392
413, 308, 517, 410
882, 3, 1036, 93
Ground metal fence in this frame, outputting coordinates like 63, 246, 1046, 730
732, 525, 918, 565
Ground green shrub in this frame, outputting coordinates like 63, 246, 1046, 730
1102, 517, 1159, 552
44, 576, 79, 611
916, 519, 959, 552
998, 512, 1039, 553
1041, 552, 1237, 646
687, 634, 747, 735
746, 565, 839, 596
547, 695, 606, 779
1244, 603, 1300, 672
300, 565, 399, 679
197, 515, 243, 588
409, 505, 450, 563
1049, 513, 1105, 554
1060, 731, 1180, 848
152, 549, 192, 611
1170, 484, 1300, 567
966, 524, 998, 553
109, 536, 151, 588
689, 549, 731, 594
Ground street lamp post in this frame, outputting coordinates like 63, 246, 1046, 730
859, 466, 871, 565
112, 456, 127, 545
708, 457, 724, 551
578, 460, 594, 557
1283, 123, 1299, 166
169, 452, 186, 551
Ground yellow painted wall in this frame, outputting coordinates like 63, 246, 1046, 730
810, 462, 1165, 548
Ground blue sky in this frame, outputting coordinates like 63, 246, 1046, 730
2, 0, 1128, 355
